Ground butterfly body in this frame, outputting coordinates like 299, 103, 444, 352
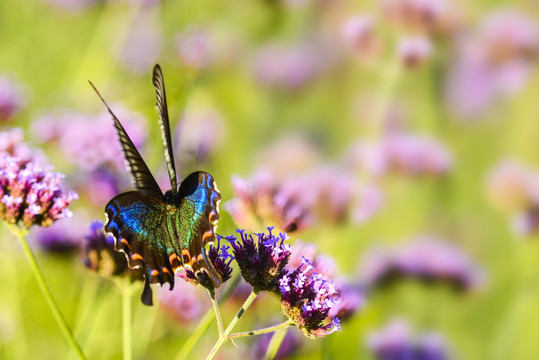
91, 65, 222, 305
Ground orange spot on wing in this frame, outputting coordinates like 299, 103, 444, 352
181, 249, 191, 258
197, 254, 204, 262
162, 267, 170, 275
202, 230, 213, 241
151, 269, 159, 276
131, 253, 143, 261
169, 253, 178, 262
120, 238, 130, 247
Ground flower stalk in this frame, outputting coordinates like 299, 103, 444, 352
7, 223, 86, 359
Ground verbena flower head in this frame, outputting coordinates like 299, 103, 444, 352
368, 319, 450, 360
0, 76, 25, 122
82, 220, 143, 280
30, 218, 83, 254
280, 257, 341, 338
359, 237, 484, 292
227, 227, 291, 294
0, 156, 77, 228
178, 236, 233, 291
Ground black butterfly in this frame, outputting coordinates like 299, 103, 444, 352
90, 64, 222, 305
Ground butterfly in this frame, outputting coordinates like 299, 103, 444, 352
89, 64, 223, 305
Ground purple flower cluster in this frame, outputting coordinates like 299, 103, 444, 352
0, 128, 43, 164
346, 132, 453, 178
226, 227, 291, 294
32, 106, 147, 172
486, 159, 539, 235
359, 237, 483, 292
0, 76, 25, 122
341, 15, 380, 63
252, 42, 327, 91
226, 167, 384, 233
30, 218, 84, 253
159, 280, 210, 324
176, 27, 213, 69
82, 220, 143, 279
368, 319, 450, 360
280, 257, 341, 338
0, 156, 77, 228
378, 0, 456, 34
445, 9, 539, 119
179, 236, 233, 291
288, 240, 364, 321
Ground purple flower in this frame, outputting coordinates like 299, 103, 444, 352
176, 27, 213, 69
378, 0, 454, 34
226, 227, 291, 294
359, 237, 484, 292
368, 319, 450, 360
82, 220, 143, 279
29, 217, 83, 253
397, 36, 433, 68
178, 236, 233, 291
0, 76, 25, 122
0, 128, 43, 164
32, 107, 147, 172
0, 156, 77, 228
341, 15, 381, 63
117, 14, 162, 74
280, 257, 341, 338
252, 42, 326, 91
159, 280, 210, 324
252, 329, 302, 359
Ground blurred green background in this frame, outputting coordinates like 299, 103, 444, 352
2, 0, 539, 359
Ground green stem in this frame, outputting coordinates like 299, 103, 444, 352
8, 224, 86, 360
229, 320, 292, 339
206, 290, 259, 360
121, 283, 133, 360
175, 275, 241, 360
264, 326, 289, 360
209, 290, 225, 338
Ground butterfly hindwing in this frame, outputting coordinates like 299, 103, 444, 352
104, 171, 222, 305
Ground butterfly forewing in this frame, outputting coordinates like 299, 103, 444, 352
152, 64, 178, 195
89, 81, 163, 200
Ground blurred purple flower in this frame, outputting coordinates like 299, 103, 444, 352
160, 280, 210, 324
341, 15, 381, 62
73, 167, 126, 207
32, 107, 147, 172
29, 217, 83, 253
378, 0, 455, 34
397, 36, 433, 68
446, 9, 539, 119
346, 132, 452, 178
226, 227, 291, 294
487, 159, 539, 235
82, 220, 143, 279
118, 14, 162, 74
176, 27, 213, 69
359, 237, 484, 292
226, 166, 383, 233
0, 156, 78, 228
0, 128, 43, 164
368, 319, 450, 360
174, 105, 225, 166
280, 257, 341, 338
252, 42, 326, 91
0, 76, 26, 122
252, 329, 301, 360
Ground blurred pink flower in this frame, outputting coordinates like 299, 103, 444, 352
252, 42, 326, 91
446, 9, 539, 119
378, 0, 454, 33
118, 14, 162, 74
176, 27, 213, 69
159, 281, 210, 324
368, 318, 450, 360
359, 237, 484, 292
346, 132, 452, 178
29, 217, 84, 253
32, 106, 147, 172
341, 15, 381, 62
0, 76, 26, 122
397, 36, 433, 68
0, 128, 44, 164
